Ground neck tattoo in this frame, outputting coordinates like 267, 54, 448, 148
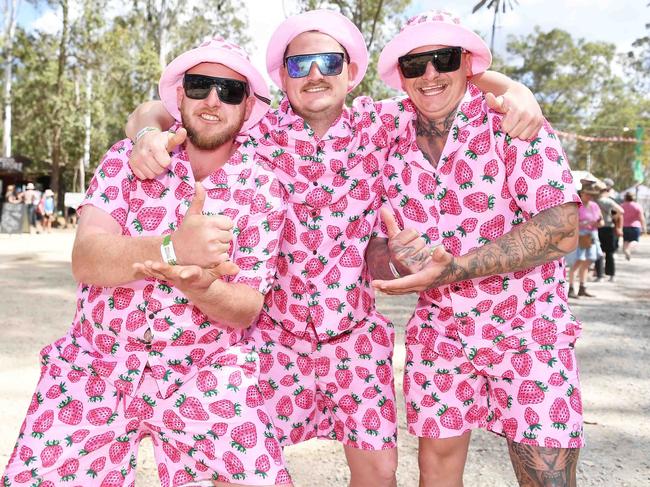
415, 109, 457, 139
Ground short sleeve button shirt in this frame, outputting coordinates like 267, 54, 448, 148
46, 136, 287, 398
250, 96, 414, 341
383, 83, 582, 350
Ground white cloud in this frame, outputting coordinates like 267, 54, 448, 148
29, 9, 61, 35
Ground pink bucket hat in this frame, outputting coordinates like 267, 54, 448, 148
265, 9, 368, 91
159, 36, 271, 133
378, 10, 492, 90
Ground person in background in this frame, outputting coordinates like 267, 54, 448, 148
41, 188, 56, 233
4, 184, 21, 203
22, 182, 39, 233
621, 191, 647, 260
566, 180, 604, 298
594, 181, 624, 282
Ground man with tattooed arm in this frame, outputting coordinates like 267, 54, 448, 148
368, 11, 583, 487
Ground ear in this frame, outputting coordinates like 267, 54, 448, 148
464, 52, 473, 78
346, 62, 359, 92
176, 85, 184, 110
243, 92, 255, 121
278, 65, 289, 92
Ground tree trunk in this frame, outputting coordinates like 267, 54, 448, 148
2, 0, 19, 158
49, 0, 69, 198
82, 68, 92, 191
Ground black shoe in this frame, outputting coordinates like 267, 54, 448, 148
578, 285, 595, 297
568, 286, 579, 299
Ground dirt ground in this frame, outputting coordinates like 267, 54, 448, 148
1, 229, 649, 486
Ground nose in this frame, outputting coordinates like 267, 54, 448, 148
306, 61, 324, 81
204, 86, 222, 106
421, 61, 439, 80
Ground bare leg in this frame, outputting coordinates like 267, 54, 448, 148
418, 433, 471, 487
507, 440, 579, 487
344, 445, 398, 487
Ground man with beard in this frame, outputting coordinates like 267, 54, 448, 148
370, 10, 583, 487
2, 37, 293, 487
125, 10, 544, 486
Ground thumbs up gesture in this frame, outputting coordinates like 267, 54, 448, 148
171, 183, 235, 268
129, 128, 188, 180
381, 207, 431, 276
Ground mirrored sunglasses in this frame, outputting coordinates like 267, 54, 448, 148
183, 74, 249, 105
284, 52, 348, 79
398, 47, 464, 79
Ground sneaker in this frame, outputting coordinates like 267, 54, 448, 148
624, 249, 631, 261
568, 286, 579, 299
608, 276, 615, 282
578, 285, 595, 297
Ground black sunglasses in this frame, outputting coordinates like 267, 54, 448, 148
284, 52, 349, 78
398, 47, 464, 79
183, 74, 249, 105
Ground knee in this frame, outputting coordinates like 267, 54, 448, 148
418, 438, 468, 485
350, 450, 397, 486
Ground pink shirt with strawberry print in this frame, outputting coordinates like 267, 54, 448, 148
383, 83, 582, 353
249, 96, 415, 341
47, 136, 287, 399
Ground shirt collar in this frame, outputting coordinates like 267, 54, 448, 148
274, 96, 355, 140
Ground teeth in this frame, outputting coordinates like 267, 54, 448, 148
200, 113, 220, 121
305, 87, 327, 93
420, 85, 446, 95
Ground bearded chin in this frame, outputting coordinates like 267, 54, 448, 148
180, 109, 245, 150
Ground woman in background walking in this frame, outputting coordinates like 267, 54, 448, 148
621, 192, 647, 260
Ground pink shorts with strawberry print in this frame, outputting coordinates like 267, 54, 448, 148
2, 345, 291, 486
247, 312, 398, 450
403, 319, 584, 449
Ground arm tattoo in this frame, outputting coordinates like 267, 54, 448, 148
508, 441, 579, 487
455, 204, 578, 281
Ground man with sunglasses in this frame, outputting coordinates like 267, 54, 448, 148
2, 37, 294, 487
369, 11, 583, 486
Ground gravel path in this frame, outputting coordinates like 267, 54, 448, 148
1, 230, 648, 486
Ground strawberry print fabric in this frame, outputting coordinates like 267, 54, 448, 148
3, 348, 290, 486
382, 83, 584, 448
247, 312, 397, 449
2, 137, 290, 485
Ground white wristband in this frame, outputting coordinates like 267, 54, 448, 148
134, 126, 160, 143
388, 260, 402, 279
160, 234, 177, 265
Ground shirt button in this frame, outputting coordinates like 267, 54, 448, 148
452, 285, 460, 292
145, 344, 152, 351
148, 313, 155, 319
440, 210, 446, 215
313, 181, 318, 186
312, 250, 317, 255
311, 211, 318, 217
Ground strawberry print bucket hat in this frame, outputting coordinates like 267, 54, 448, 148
159, 36, 271, 132
378, 10, 492, 90
265, 9, 369, 91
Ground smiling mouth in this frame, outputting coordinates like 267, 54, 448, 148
418, 83, 447, 96
303, 85, 329, 94
199, 112, 221, 122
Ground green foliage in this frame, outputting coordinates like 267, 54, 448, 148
493, 27, 650, 189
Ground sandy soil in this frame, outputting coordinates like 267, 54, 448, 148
1, 230, 649, 486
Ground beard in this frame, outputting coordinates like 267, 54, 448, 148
180, 104, 246, 150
